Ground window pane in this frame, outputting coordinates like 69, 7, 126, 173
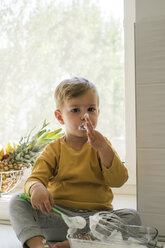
0, 0, 124, 160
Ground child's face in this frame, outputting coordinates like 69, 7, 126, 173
55, 89, 100, 138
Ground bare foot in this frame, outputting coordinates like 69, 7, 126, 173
52, 240, 70, 248
26, 236, 52, 248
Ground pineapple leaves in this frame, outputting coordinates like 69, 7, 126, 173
8, 120, 64, 167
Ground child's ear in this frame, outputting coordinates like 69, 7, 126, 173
54, 110, 64, 124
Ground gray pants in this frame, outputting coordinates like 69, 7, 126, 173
9, 193, 141, 247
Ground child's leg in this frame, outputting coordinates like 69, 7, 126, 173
9, 194, 68, 248
112, 208, 141, 226
9, 193, 47, 247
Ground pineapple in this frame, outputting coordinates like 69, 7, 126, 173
0, 120, 63, 193
0, 120, 64, 171
0, 145, 4, 160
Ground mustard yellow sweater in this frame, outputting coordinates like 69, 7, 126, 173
24, 138, 128, 210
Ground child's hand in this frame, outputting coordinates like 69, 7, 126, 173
30, 183, 54, 213
85, 115, 107, 151
85, 115, 114, 168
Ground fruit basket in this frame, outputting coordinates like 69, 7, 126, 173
0, 120, 63, 194
0, 169, 24, 194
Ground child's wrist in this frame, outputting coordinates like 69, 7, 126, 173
98, 141, 111, 152
30, 182, 44, 196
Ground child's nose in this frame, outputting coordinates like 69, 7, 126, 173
80, 113, 88, 120
80, 114, 85, 120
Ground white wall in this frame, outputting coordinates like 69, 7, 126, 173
136, 0, 165, 22
135, 0, 165, 236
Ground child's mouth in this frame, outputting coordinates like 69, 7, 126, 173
78, 123, 87, 131
78, 113, 89, 131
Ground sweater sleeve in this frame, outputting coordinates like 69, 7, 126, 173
100, 138, 128, 187
24, 140, 59, 195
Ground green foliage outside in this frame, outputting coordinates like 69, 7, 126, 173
0, 0, 124, 150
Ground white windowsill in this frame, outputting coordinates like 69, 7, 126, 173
0, 186, 136, 223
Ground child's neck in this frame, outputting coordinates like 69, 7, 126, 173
64, 135, 87, 151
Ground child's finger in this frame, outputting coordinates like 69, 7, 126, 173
44, 200, 52, 213
85, 115, 94, 130
87, 131, 93, 143
85, 119, 94, 136
50, 195, 55, 207
86, 121, 93, 136
39, 202, 49, 213
32, 203, 38, 210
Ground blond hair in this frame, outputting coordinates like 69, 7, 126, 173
54, 77, 99, 109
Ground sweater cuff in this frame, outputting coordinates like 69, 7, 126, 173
102, 153, 118, 173
24, 180, 42, 196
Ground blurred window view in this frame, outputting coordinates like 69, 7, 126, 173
0, 0, 125, 160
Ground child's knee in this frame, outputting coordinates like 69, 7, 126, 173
113, 208, 142, 226
9, 194, 20, 213
127, 209, 141, 226
9, 193, 29, 217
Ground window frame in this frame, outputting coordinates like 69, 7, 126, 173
0, 0, 136, 221
124, 0, 136, 189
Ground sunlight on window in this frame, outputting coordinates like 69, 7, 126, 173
0, 0, 124, 160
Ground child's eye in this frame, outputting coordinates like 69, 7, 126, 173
71, 108, 80, 113
88, 107, 96, 112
